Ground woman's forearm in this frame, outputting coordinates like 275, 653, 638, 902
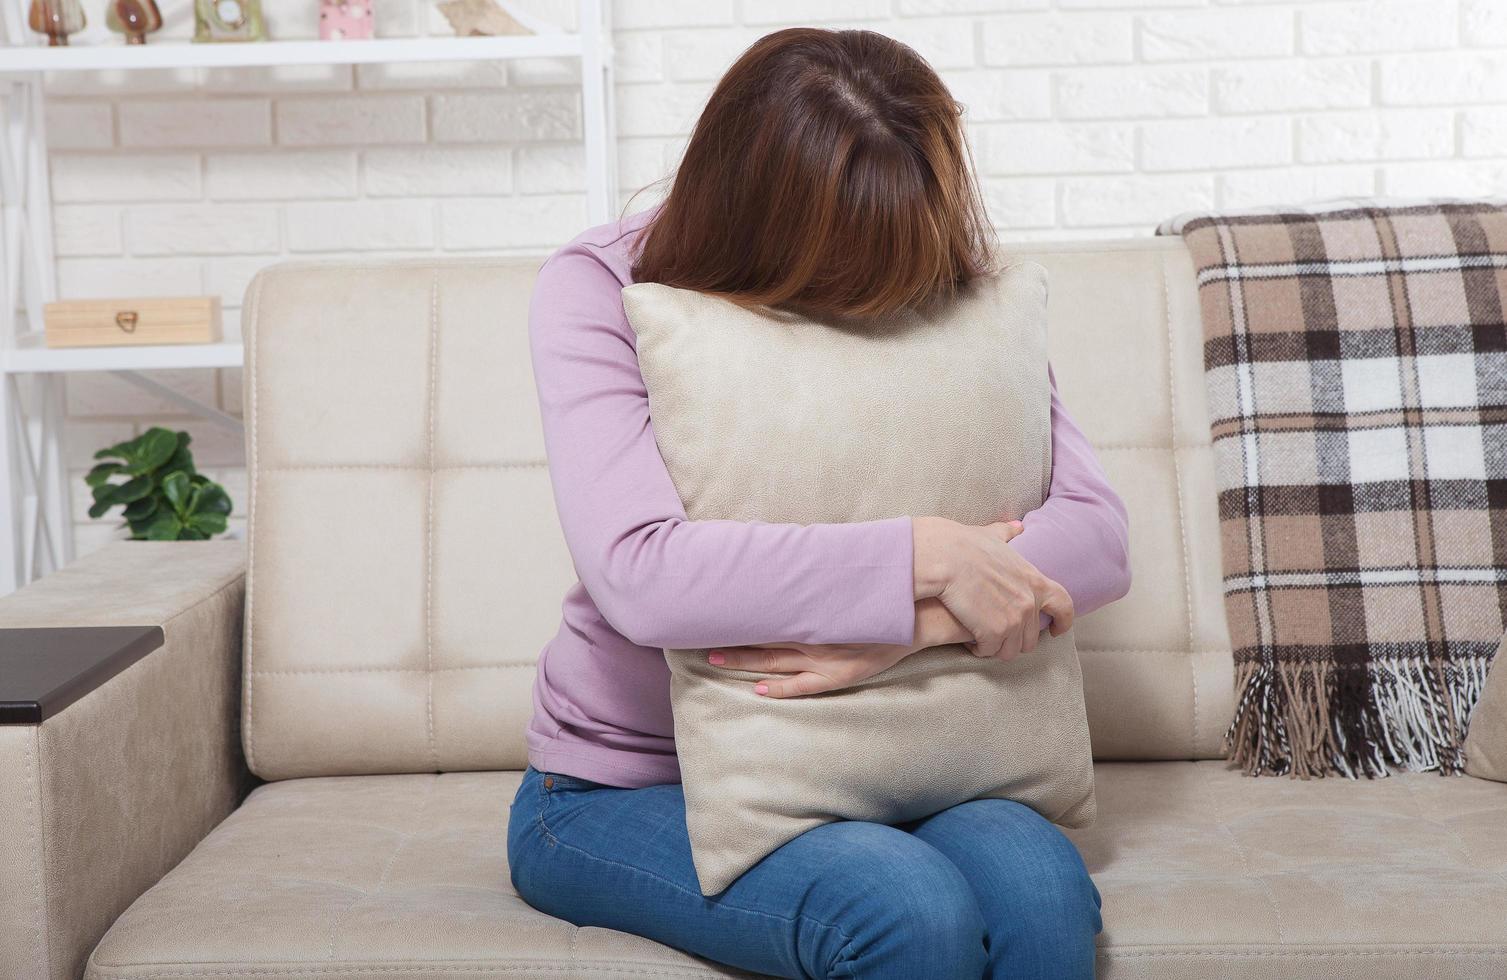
532, 246, 919, 652
1008, 367, 1132, 624
582, 516, 918, 650
532, 247, 1125, 655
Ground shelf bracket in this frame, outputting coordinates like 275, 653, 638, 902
110, 370, 246, 435
0, 2, 68, 593
4, 374, 62, 584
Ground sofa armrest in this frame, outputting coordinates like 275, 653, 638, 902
0, 540, 249, 980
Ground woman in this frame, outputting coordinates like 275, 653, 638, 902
509, 27, 1131, 980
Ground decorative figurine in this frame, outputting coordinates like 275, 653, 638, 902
27, 0, 85, 45
106, 0, 163, 44
193, 0, 266, 42
435, 0, 531, 37
319, 0, 373, 40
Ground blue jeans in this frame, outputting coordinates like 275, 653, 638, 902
508, 766, 1102, 979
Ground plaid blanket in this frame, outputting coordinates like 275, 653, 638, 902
1164, 202, 1507, 778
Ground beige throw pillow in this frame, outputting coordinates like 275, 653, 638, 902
1465, 636, 1507, 781
624, 261, 1096, 897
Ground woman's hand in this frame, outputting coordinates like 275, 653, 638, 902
912, 597, 973, 648
705, 582, 1061, 698
705, 518, 1073, 698
912, 515, 1074, 662
703, 642, 916, 699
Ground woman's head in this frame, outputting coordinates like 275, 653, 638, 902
630, 28, 997, 320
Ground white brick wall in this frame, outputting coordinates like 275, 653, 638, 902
45, 0, 1507, 555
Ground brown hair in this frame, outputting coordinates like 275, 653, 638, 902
629, 28, 997, 320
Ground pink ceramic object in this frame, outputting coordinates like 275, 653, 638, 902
319, 0, 372, 40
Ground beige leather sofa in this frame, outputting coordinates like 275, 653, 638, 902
3, 237, 1505, 980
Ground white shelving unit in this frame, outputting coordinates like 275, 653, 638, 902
0, 0, 616, 593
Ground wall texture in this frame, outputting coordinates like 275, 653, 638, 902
45, 0, 1507, 554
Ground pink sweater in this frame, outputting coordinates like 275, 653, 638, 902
526, 208, 1132, 788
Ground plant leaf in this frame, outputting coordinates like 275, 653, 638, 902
186, 511, 228, 536
161, 471, 192, 513
179, 526, 208, 541
144, 512, 182, 541
87, 496, 115, 520
93, 433, 140, 461
85, 462, 123, 487
192, 483, 232, 517
122, 497, 157, 520
126, 428, 178, 475
112, 474, 155, 504
163, 443, 196, 478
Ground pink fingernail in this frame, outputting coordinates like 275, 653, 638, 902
754, 683, 769, 696
1010, 520, 1024, 528
707, 652, 725, 665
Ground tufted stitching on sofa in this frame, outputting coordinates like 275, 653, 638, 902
260, 462, 549, 472
240, 248, 1236, 776
1161, 251, 1202, 752
1196, 761, 1285, 944
1075, 648, 1229, 655
237, 259, 585, 779
23, 725, 51, 979
322, 777, 439, 960
85, 949, 1507, 979
1094, 442, 1208, 451
225, 255, 553, 273
1106, 947, 1507, 959
86, 775, 756, 979
244, 268, 265, 775
423, 272, 440, 772
88, 967, 741, 978
208, 869, 368, 893
1399, 776, 1507, 893
83, 766, 1507, 977
251, 663, 537, 675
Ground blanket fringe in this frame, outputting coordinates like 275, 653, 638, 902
1225, 654, 1494, 778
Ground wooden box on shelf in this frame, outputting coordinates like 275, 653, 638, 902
43, 296, 222, 348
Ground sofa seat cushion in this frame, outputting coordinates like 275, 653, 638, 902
87, 764, 1507, 980
1067, 762, 1507, 978
86, 771, 751, 980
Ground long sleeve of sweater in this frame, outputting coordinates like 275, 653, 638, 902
529, 219, 1129, 651
524, 211, 1132, 788
1015, 365, 1132, 631
530, 244, 919, 651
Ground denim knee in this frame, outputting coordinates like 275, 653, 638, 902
990, 819, 1102, 977
824, 831, 988, 979
906, 798, 1101, 980
1028, 831, 1101, 936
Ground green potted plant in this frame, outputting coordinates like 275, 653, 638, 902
85, 427, 234, 540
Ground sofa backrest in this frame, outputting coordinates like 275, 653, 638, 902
240, 237, 1229, 781
1028, 238, 1232, 761
240, 259, 578, 780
